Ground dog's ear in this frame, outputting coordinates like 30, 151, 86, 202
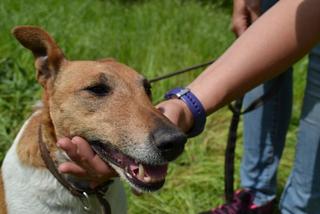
12, 26, 65, 87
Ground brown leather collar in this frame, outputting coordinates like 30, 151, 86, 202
38, 125, 112, 213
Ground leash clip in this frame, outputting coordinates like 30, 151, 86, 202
80, 191, 91, 212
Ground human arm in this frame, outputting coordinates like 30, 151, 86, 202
159, 0, 320, 131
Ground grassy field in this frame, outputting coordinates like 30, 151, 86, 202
0, 0, 307, 213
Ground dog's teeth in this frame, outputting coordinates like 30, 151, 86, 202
138, 164, 145, 180
144, 176, 151, 182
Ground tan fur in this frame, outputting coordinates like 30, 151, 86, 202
16, 109, 57, 168
17, 87, 59, 167
16, 111, 45, 168
47, 59, 163, 145
12, 26, 64, 83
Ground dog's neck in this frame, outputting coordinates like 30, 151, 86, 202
16, 99, 57, 168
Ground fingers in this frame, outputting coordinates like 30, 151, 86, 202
232, 0, 262, 37
71, 136, 95, 163
245, 0, 261, 22
57, 136, 118, 183
246, 3, 261, 23
57, 138, 79, 161
232, 0, 250, 37
156, 99, 193, 132
231, 18, 248, 37
58, 161, 87, 176
71, 137, 116, 176
90, 155, 116, 175
156, 100, 180, 125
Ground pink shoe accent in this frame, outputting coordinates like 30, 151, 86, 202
199, 189, 275, 214
250, 204, 259, 209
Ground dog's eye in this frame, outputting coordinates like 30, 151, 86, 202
143, 79, 152, 98
85, 84, 110, 96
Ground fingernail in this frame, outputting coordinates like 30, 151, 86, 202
71, 137, 78, 144
58, 165, 65, 173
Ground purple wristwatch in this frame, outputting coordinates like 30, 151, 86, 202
165, 87, 206, 138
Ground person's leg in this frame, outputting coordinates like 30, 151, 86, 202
241, 69, 293, 206
201, 69, 292, 214
202, 1, 292, 213
280, 44, 320, 214
240, 0, 293, 207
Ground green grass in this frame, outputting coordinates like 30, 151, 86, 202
0, 0, 307, 213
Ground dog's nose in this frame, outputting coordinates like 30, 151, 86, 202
153, 128, 187, 161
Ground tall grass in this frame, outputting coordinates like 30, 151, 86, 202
0, 0, 307, 213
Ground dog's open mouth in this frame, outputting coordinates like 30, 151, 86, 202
89, 141, 167, 192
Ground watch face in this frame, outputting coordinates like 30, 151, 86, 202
176, 88, 190, 98
165, 88, 183, 99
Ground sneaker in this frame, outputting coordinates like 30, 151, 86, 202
199, 190, 275, 214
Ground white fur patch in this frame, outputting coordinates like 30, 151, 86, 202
2, 112, 127, 213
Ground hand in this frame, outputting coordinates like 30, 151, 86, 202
156, 98, 194, 133
232, 0, 261, 37
57, 136, 117, 188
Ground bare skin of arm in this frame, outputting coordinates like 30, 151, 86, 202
59, 0, 320, 182
159, 0, 320, 132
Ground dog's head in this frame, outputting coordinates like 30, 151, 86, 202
12, 26, 187, 192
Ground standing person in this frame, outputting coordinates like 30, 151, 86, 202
200, 0, 320, 213
57, 0, 320, 213
203, 0, 293, 213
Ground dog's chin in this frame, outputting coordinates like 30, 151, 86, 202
89, 141, 168, 192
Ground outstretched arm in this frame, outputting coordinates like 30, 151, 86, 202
159, 0, 320, 132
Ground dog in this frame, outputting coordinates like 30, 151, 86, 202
0, 26, 187, 213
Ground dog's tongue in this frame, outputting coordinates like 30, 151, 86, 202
91, 144, 168, 183
129, 163, 168, 183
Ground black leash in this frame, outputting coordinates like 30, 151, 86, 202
224, 76, 282, 203
148, 59, 281, 205
148, 59, 215, 83
224, 98, 243, 203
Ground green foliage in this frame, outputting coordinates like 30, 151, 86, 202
0, 57, 41, 161
0, 0, 305, 213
